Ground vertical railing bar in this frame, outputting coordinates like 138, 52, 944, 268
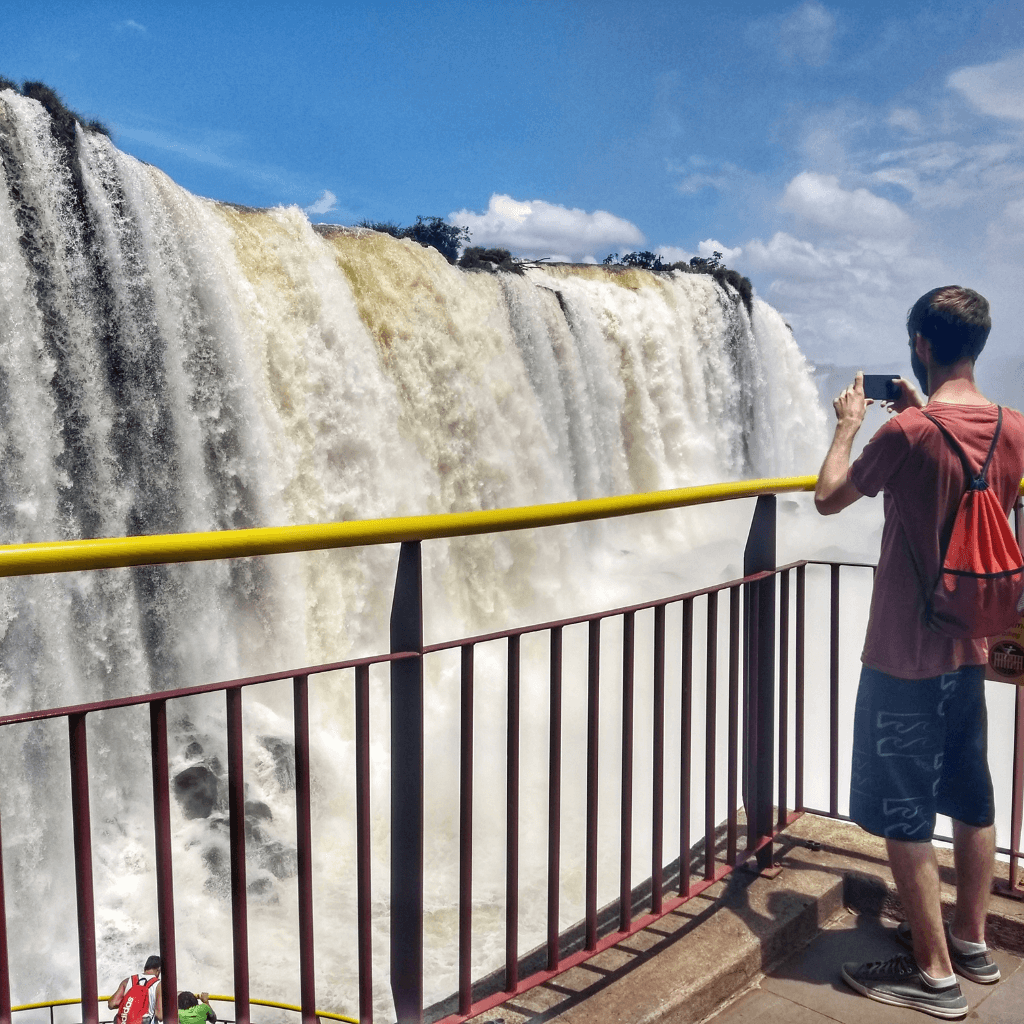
652, 604, 665, 914
293, 674, 317, 1024
778, 570, 790, 829
506, 634, 521, 992
829, 565, 841, 817
619, 611, 635, 933
152, 700, 179, 1024
459, 645, 474, 1015
226, 690, 249, 1024
704, 592, 718, 880
727, 586, 740, 863
679, 598, 693, 897
69, 713, 99, 1024
1011, 500, 1024, 890
546, 626, 563, 970
1009, 684, 1024, 892
795, 565, 806, 812
585, 618, 601, 951
0, 794, 9, 1024
355, 665, 374, 1024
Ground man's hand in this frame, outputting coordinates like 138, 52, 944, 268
833, 370, 870, 427
883, 377, 925, 415
815, 372, 867, 516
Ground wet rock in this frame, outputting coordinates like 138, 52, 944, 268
244, 800, 273, 842
174, 765, 218, 819
247, 875, 274, 897
258, 736, 295, 790
184, 741, 203, 759
258, 840, 298, 879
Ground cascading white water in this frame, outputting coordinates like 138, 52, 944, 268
0, 90, 829, 1020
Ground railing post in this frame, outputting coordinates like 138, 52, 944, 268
150, 701, 178, 1024
743, 495, 776, 871
0, 800, 10, 1024
293, 675, 317, 1024
225, 690, 250, 1024
390, 541, 424, 1024
69, 713, 99, 1024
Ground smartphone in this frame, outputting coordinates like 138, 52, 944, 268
862, 375, 900, 402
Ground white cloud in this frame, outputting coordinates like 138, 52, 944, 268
887, 107, 923, 135
948, 50, 1024, 122
698, 238, 742, 262
655, 245, 694, 264
777, 2, 836, 67
743, 229, 945, 363
115, 19, 147, 33
779, 171, 910, 238
449, 193, 643, 261
672, 158, 752, 195
304, 189, 337, 215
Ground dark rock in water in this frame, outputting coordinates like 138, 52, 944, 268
245, 799, 272, 821
202, 844, 227, 875
244, 800, 273, 842
258, 736, 295, 791
174, 765, 219, 819
259, 840, 298, 879
184, 741, 203, 759
247, 875, 274, 896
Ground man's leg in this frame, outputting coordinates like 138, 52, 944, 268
887, 838, 953, 979
950, 820, 995, 945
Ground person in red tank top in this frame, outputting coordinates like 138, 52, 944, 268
815, 287, 1024, 1018
108, 955, 163, 1024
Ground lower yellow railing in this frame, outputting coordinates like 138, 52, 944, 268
10, 996, 356, 1024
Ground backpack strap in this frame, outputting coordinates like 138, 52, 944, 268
922, 406, 1003, 491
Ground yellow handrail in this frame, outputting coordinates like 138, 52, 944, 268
9, 995, 357, 1024
0, 476, 818, 579
0, 474, 1019, 579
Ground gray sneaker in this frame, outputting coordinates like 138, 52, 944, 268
896, 920, 1001, 984
841, 954, 968, 1019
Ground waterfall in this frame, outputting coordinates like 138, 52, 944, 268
0, 90, 826, 1019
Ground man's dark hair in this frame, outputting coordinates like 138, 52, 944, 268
907, 286, 991, 365
178, 992, 198, 1010
144, 955, 162, 972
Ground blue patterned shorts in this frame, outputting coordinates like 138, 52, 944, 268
849, 664, 993, 841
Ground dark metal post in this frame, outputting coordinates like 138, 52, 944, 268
225, 691, 249, 1024
585, 619, 601, 951
355, 664, 374, 1024
0, 800, 11, 1024
294, 675, 317, 1024
620, 611, 635, 931
547, 626, 563, 970
458, 645, 474, 1015
69, 713, 98, 1024
505, 635, 520, 991
390, 541, 424, 1024
743, 495, 776, 870
150, 702, 178, 1024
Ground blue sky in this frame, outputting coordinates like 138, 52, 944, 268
3, 0, 1024, 385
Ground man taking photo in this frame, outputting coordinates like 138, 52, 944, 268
814, 286, 1024, 1019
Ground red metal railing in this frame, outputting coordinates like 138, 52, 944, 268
0, 496, 1022, 1024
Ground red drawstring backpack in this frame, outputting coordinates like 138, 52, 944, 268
912, 408, 1024, 639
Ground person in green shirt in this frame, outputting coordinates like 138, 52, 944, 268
177, 992, 217, 1024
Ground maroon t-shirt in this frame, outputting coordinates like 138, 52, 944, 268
850, 402, 1024, 679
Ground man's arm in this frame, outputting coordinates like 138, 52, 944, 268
108, 979, 128, 1011
815, 371, 868, 516
154, 981, 162, 1021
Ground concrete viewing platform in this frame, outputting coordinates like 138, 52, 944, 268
472, 815, 1024, 1024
